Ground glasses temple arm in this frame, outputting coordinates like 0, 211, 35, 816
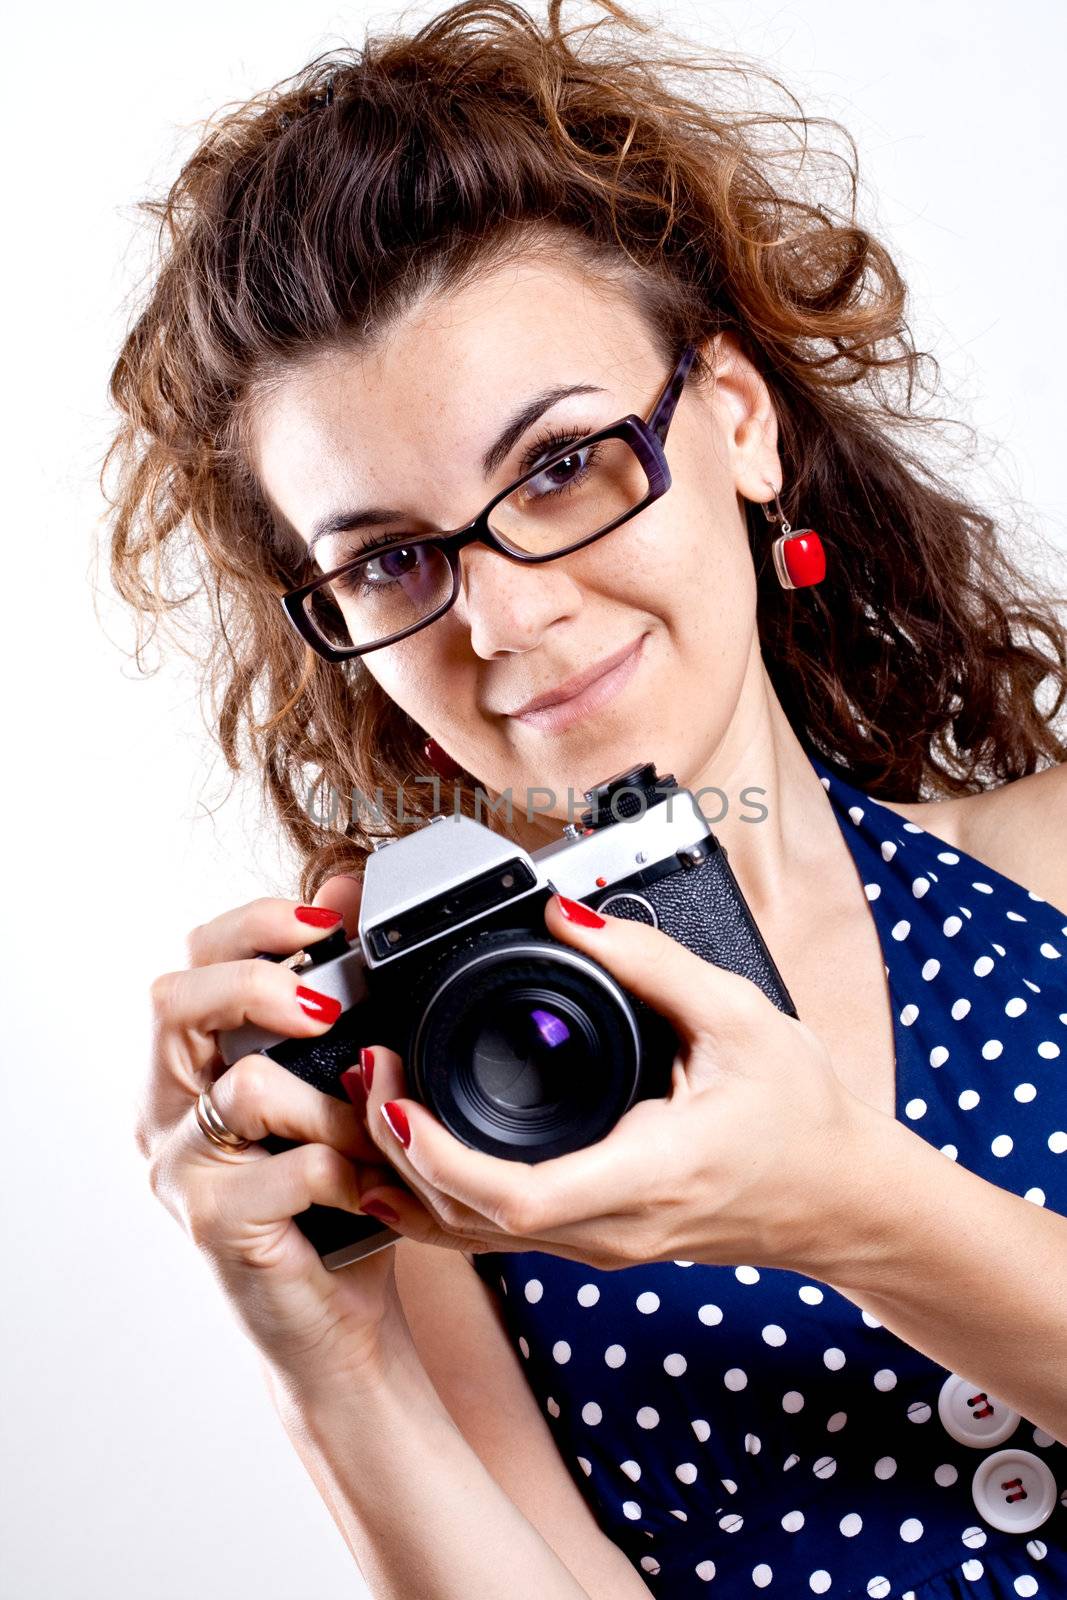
646, 343, 699, 446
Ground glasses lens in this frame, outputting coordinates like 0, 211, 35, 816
302, 542, 455, 652
489, 435, 651, 556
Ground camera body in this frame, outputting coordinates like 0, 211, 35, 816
218, 762, 797, 1269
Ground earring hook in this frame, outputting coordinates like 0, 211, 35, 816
760, 484, 792, 538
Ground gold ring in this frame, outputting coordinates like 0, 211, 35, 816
195, 1088, 251, 1152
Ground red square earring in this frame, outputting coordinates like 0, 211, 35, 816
761, 485, 826, 589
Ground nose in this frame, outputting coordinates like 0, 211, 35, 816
454, 543, 583, 658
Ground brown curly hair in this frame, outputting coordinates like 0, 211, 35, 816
102, 0, 1067, 902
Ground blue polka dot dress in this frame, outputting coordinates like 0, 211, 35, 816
472, 752, 1067, 1598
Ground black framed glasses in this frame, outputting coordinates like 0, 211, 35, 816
280, 341, 699, 660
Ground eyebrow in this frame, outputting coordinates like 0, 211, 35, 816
307, 380, 606, 558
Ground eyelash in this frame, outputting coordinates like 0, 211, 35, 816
329, 422, 592, 568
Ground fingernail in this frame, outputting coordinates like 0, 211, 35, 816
555, 894, 605, 928
296, 985, 342, 1024
360, 1198, 400, 1224
360, 1046, 375, 1092
339, 1067, 366, 1109
295, 905, 343, 927
381, 1101, 411, 1148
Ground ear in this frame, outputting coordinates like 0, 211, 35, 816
697, 330, 781, 505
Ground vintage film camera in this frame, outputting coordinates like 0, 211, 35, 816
218, 762, 797, 1269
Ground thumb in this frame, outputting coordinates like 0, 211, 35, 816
543, 892, 766, 1039
312, 872, 363, 940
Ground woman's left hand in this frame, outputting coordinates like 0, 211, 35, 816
353, 894, 873, 1276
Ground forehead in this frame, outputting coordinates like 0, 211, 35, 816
248, 250, 657, 538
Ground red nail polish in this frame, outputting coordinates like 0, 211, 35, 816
295, 905, 344, 927
339, 1068, 366, 1108
296, 985, 342, 1024
360, 1198, 400, 1224
360, 1046, 375, 1092
555, 894, 605, 928
381, 1101, 411, 1148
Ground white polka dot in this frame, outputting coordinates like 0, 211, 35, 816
823, 1348, 846, 1370
1014, 1579, 1038, 1597
691, 1419, 711, 1442
745, 1433, 762, 1455
951, 997, 971, 1020
1038, 1040, 1061, 1059
762, 1324, 787, 1346
810, 1571, 832, 1594
1027, 1539, 1048, 1558
783, 1453, 800, 1470
581, 1402, 602, 1425
868, 1580, 891, 1599
636, 1291, 660, 1314
991, 1134, 1014, 1157
664, 1352, 687, 1377
718, 1513, 743, 1533
552, 1341, 571, 1364
875, 1456, 897, 1479
941, 1144, 959, 1160
813, 1455, 837, 1478
724, 1368, 748, 1391
576, 1283, 600, 1307
959, 1088, 980, 1110
972, 881, 993, 894
912, 876, 931, 898
524, 1279, 543, 1303
848, 805, 865, 825
1040, 942, 1061, 959
922, 958, 941, 980
840, 1513, 863, 1537
753, 1563, 773, 1588
782, 1510, 805, 1532
1015, 1082, 1037, 1102
905, 1097, 927, 1120
934, 1463, 958, 1486
622, 1500, 641, 1520
873, 1368, 897, 1391
973, 955, 995, 977
900, 1517, 923, 1542
675, 1462, 698, 1484
944, 915, 963, 937
783, 1391, 805, 1413
827, 1412, 848, 1432
670, 1508, 689, 1521
982, 1039, 1004, 1059
1006, 909, 1027, 921
937, 850, 960, 864
547, 1396, 560, 1416
1006, 997, 1028, 1017
903, 821, 923, 833
1025, 979, 1043, 993
799, 1285, 824, 1305
604, 1344, 626, 1368
621, 1459, 641, 1481
1033, 1429, 1055, 1449
721, 1477, 737, 1494
577, 1456, 592, 1475
861, 1310, 883, 1329
640, 1556, 661, 1576
892, 919, 911, 941
908, 1401, 932, 1423
930, 1045, 950, 1067
695, 1559, 717, 1580
735, 1265, 760, 1285
961, 1559, 984, 1581
1049, 1131, 1067, 1154
1025, 1187, 1046, 1205
518, 1336, 530, 1358
698, 1303, 723, 1325
962, 1527, 987, 1548
636, 1406, 659, 1429
673, 1259, 694, 1267
900, 1004, 919, 1027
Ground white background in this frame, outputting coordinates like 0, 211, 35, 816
2, 1, 1065, 1595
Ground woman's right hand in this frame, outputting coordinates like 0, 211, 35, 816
136, 876, 413, 1395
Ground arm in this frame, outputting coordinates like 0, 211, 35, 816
810, 1101, 1067, 1444
261, 1264, 654, 1600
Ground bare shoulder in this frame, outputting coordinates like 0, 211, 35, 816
391, 1239, 652, 1598
880, 761, 1067, 915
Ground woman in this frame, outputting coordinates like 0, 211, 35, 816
107, 1, 1067, 1595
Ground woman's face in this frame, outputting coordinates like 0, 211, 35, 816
251, 247, 782, 835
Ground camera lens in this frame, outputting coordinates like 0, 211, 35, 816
409, 932, 642, 1161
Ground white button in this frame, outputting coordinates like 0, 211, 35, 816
938, 1373, 1020, 1447
971, 1449, 1058, 1533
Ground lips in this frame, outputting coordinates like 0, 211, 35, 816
506, 635, 647, 719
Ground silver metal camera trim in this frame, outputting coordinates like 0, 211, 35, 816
409, 939, 644, 1124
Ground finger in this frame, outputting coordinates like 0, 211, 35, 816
184, 895, 349, 969
310, 874, 363, 940
193, 1051, 385, 1166
366, 1044, 671, 1238
543, 893, 769, 1040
